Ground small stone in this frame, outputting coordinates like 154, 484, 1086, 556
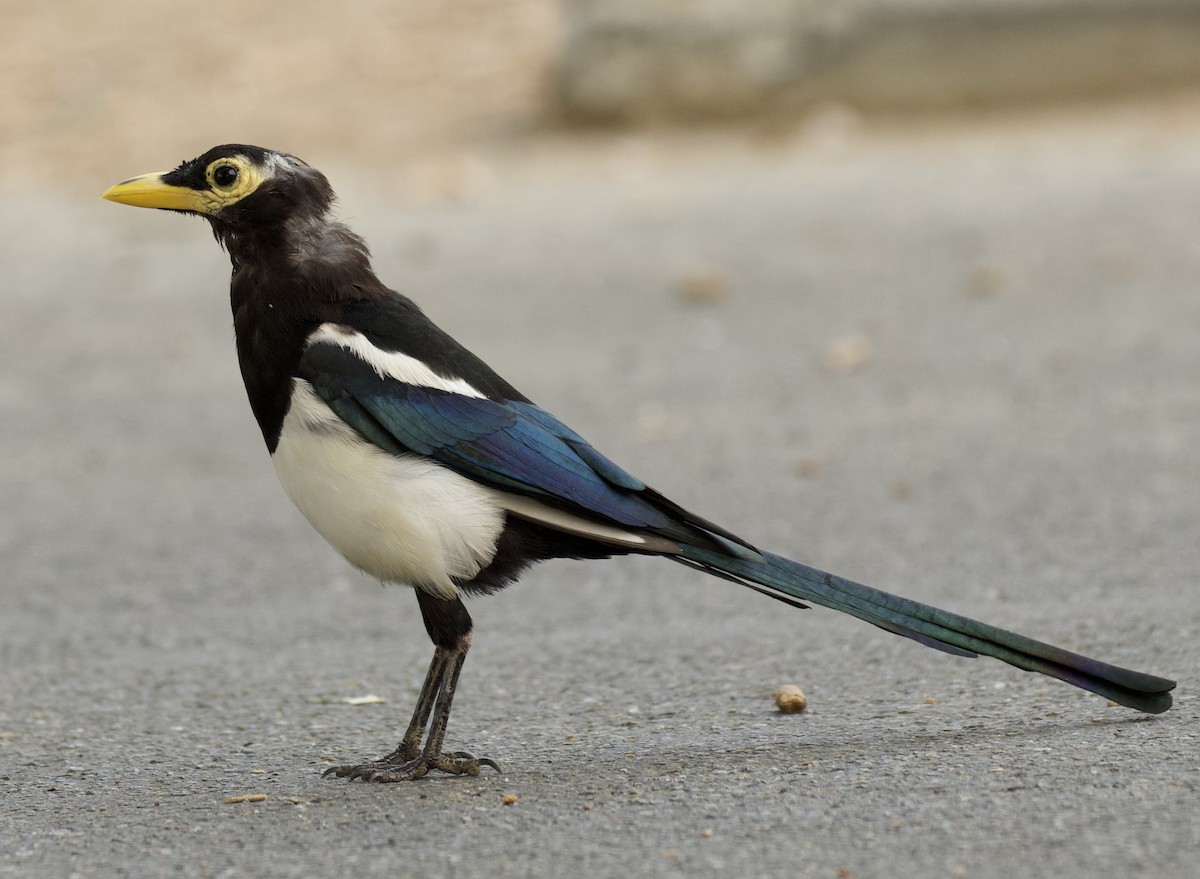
966, 265, 1006, 298
677, 270, 732, 305
794, 457, 824, 478
773, 684, 808, 714
821, 334, 872, 374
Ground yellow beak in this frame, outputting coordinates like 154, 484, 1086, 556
101, 173, 208, 212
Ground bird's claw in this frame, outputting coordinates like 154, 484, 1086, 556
323, 750, 500, 782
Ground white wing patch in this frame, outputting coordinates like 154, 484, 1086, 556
272, 380, 505, 598
305, 324, 486, 398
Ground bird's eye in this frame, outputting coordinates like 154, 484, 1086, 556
212, 163, 239, 188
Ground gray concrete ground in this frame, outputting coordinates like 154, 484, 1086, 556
2, 102, 1198, 877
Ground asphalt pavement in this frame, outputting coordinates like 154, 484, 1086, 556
2, 103, 1198, 877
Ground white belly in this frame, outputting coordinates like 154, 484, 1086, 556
271, 381, 506, 598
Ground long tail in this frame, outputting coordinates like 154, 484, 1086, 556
677, 546, 1175, 714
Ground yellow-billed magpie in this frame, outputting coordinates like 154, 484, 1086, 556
103, 145, 1175, 782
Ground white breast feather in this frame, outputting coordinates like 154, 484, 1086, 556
272, 381, 505, 598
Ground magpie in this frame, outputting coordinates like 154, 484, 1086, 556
103, 145, 1175, 782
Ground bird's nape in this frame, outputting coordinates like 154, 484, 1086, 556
102, 145, 1176, 782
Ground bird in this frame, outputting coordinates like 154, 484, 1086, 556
102, 144, 1175, 782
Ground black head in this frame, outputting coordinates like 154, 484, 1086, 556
103, 144, 335, 233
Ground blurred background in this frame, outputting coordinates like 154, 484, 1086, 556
4, 0, 1200, 194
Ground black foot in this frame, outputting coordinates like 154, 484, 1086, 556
323, 750, 501, 782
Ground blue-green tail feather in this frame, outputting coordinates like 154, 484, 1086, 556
678, 546, 1174, 714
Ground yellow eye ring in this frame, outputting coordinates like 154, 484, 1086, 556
211, 162, 240, 189
201, 157, 261, 207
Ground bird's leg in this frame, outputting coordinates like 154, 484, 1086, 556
413, 635, 501, 777
368, 646, 450, 766
323, 592, 500, 782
